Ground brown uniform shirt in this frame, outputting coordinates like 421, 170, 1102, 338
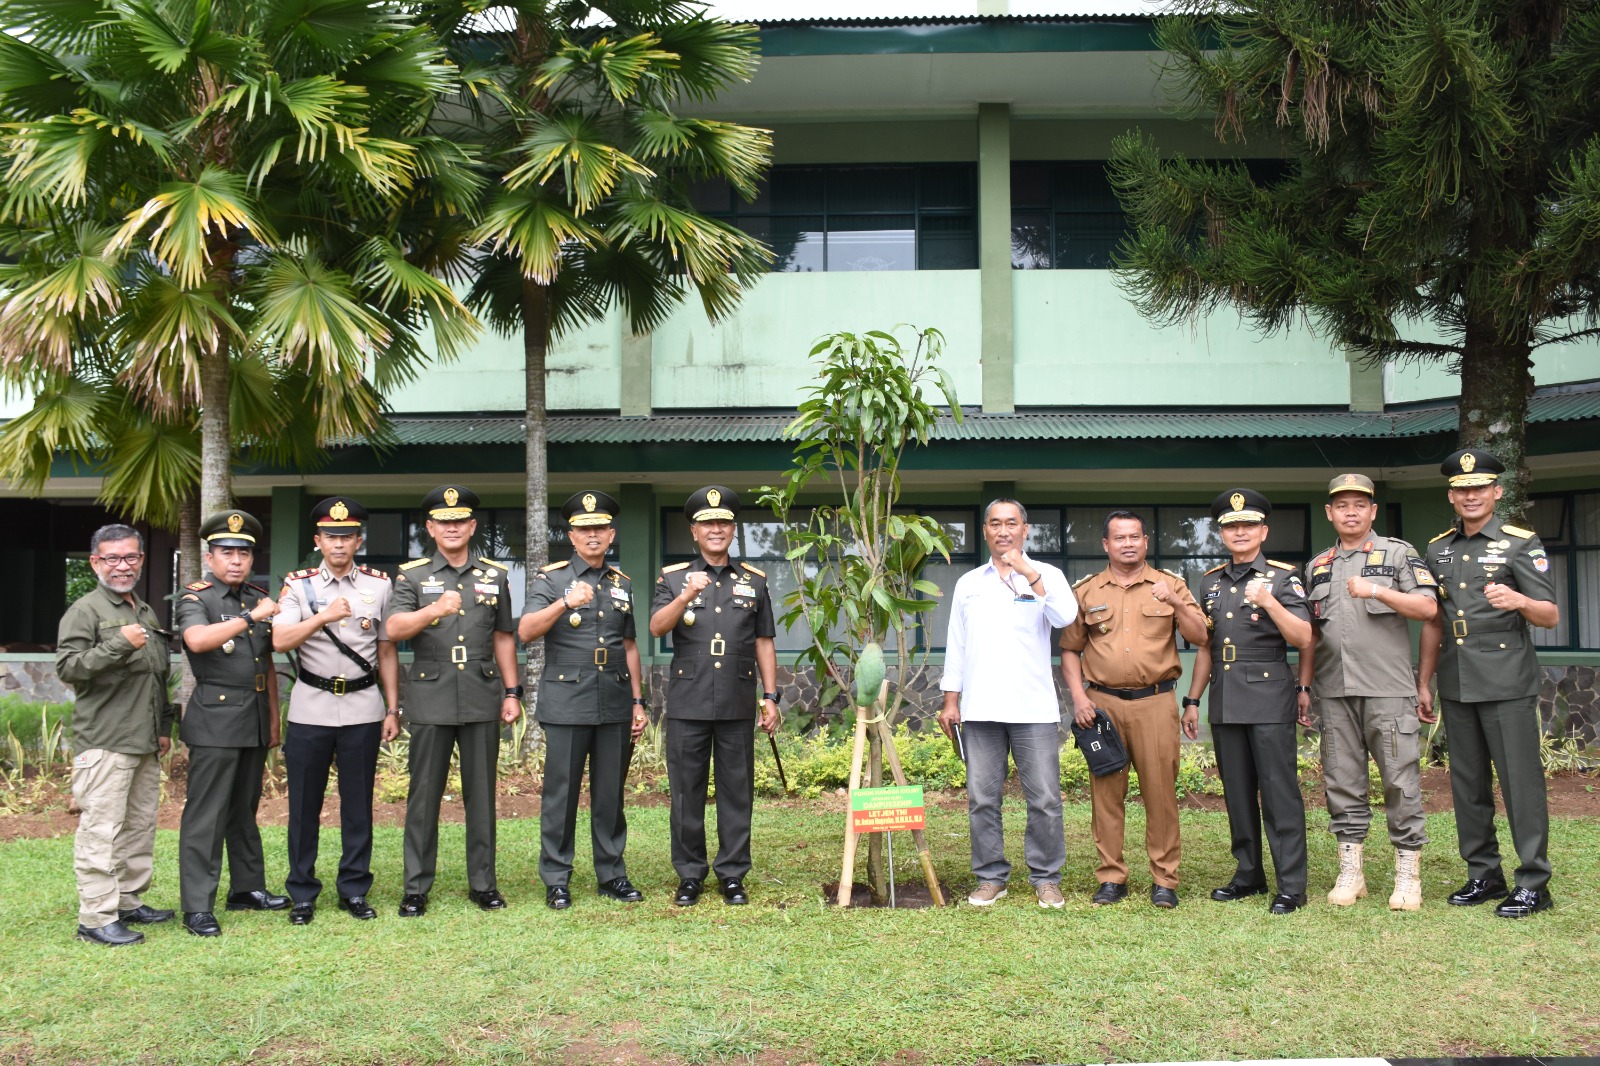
1059, 565, 1196, 687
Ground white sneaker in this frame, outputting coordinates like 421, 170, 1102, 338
1035, 882, 1065, 909
967, 882, 1008, 906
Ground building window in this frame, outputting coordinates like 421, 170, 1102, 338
1529, 491, 1600, 651
690, 164, 977, 272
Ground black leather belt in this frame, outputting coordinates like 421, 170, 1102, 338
297, 667, 377, 696
1087, 679, 1176, 701
674, 644, 752, 658
551, 650, 624, 668
1212, 647, 1289, 663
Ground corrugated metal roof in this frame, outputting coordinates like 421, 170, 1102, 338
348, 380, 1600, 447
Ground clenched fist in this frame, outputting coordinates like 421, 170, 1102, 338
322, 596, 352, 622
434, 589, 463, 617
682, 571, 711, 599
1151, 580, 1175, 604
565, 582, 596, 608
120, 623, 148, 649
249, 597, 280, 622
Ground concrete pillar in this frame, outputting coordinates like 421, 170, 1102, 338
617, 484, 657, 663
978, 102, 1015, 413
621, 330, 653, 417
268, 485, 306, 586
1347, 352, 1384, 413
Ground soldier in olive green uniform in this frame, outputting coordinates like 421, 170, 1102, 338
649, 486, 782, 907
1298, 474, 1440, 911
176, 510, 288, 936
1418, 449, 1560, 918
57, 524, 176, 945
1190, 489, 1313, 914
520, 491, 648, 910
386, 485, 521, 917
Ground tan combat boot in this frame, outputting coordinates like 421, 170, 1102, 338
1327, 841, 1367, 906
1390, 847, 1423, 911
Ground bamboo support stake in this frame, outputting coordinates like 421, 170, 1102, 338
836, 681, 888, 908
872, 716, 946, 907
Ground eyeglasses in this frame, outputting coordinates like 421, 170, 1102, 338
93, 553, 144, 568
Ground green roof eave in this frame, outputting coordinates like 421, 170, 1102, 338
754, 17, 1160, 57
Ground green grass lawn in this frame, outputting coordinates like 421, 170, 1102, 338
2, 800, 1597, 1065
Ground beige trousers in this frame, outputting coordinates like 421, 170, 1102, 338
72, 749, 162, 928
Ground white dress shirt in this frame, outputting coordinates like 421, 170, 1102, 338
941, 557, 1076, 723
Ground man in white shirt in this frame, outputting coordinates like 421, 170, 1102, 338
938, 499, 1077, 908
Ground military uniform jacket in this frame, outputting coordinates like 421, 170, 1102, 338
529, 554, 637, 726
56, 584, 174, 755
388, 552, 514, 725
1200, 554, 1311, 725
651, 557, 775, 721
1425, 515, 1557, 702
1306, 535, 1436, 698
175, 579, 275, 748
276, 563, 392, 727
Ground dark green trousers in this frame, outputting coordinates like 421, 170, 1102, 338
403, 720, 500, 895
1441, 696, 1551, 891
666, 718, 755, 881
179, 744, 269, 912
538, 721, 631, 888
1212, 722, 1307, 896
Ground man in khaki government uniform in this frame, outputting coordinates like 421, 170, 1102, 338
273, 497, 401, 925
176, 509, 287, 936
386, 484, 521, 917
1418, 448, 1560, 918
649, 486, 782, 908
520, 491, 648, 910
57, 524, 176, 945
1060, 510, 1208, 909
1297, 474, 1440, 911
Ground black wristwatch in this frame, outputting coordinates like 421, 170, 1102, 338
504, 685, 524, 700
632, 698, 647, 707
1295, 685, 1312, 694
762, 691, 780, 703
1181, 697, 1201, 709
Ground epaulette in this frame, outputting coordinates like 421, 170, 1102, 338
1313, 548, 1336, 567
1267, 560, 1296, 571
185, 580, 212, 591
740, 562, 766, 577
1158, 567, 1184, 581
661, 562, 690, 574
285, 567, 318, 581
1072, 572, 1096, 588
246, 581, 270, 594
1428, 529, 1454, 544
479, 557, 506, 572
399, 558, 431, 571
1204, 563, 1226, 575
1501, 524, 1535, 539
609, 565, 630, 580
356, 563, 389, 581
541, 560, 569, 572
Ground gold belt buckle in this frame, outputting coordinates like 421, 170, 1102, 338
594, 647, 608, 667
451, 645, 468, 664
709, 638, 726, 657
1452, 619, 1469, 638
254, 673, 267, 692
332, 676, 347, 696
1221, 644, 1236, 662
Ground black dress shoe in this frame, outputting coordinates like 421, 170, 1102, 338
397, 893, 428, 918
719, 877, 749, 905
225, 889, 290, 911
77, 920, 144, 946
1493, 886, 1553, 918
546, 885, 573, 910
118, 904, 175, 925
1268, 893, 1306, 915
468, 888, 507, 911
1091, 881, 1128, 905
288, 903, 314, 926
674, 878, 704, 906
338, 896, 377, 920
1151, 885, 1179, 909
184, 911, 222, 936
1210, 882, 1269, 902
598, 877, 644, 902
1448, 876, 1509, 906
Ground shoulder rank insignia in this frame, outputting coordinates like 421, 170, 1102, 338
285, 567, 318, 581
1204, 563, 1226, 575
356, 563, 390, 580
1072, 572, 1096, 588
479, 557, 506, 572
1158, 567, 1184, 581
1500, 524, 1535, 539
246, 581, 270, 595
399, 558, 431, 570
1313, 548, 1336, 567
1428, 529, 1455, 544
185, 580, 212, 591
740, 562, 766, 578
541, 560, 570, 572
1267, 560, 1296, 571
661, 562, 690, 574
609, 566, 630, 580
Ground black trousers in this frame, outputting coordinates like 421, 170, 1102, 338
403, 720, 500, 895
539, 721, 632, 888
284, 719, 383, 904
1212, 721, 1308, 896
179, 744, 269, 912
665, 718, 754, 881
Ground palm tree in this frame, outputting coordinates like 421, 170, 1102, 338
0, 0, 481, 573
421, 0, 773, 599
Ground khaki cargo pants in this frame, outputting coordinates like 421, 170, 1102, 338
72, 749, 162, 929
